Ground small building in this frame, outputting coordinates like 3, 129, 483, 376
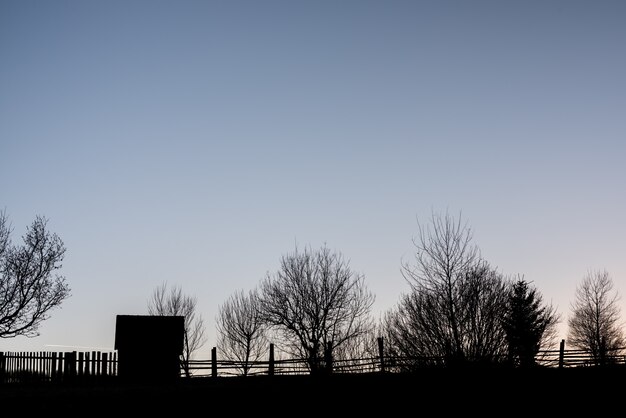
114, 314, 185, 381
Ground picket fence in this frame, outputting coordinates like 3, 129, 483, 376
0, 350, 116, 383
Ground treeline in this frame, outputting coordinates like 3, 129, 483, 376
153, 211, 626, 376
2, 210, 624, 378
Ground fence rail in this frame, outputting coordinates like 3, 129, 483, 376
2, 339, 625, 383
184, 339, 626, 377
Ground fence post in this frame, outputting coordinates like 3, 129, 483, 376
64, 352, 76, 381
38, 352, 45, 381
91, 351, 97, 376
558, 339, 565, 369
51, 352, 57, 382
102, 352, 108, 377
0, 352, 5, 383
85, 352, 91, 376
377, 337, 385, 373
211, 347, 217, 377
64, 352, 69, 380
79, 352, 85, 377
268, 343, 275, 376
59, 352, 66, 381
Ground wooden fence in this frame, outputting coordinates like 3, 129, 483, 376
0, 351, 117, 384
2, 339, 625, 383
185, 339, 626, 377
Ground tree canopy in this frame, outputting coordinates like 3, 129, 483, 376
0, 211, 70, 338
258, 243, 375, 374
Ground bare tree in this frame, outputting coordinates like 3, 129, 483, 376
148, 282, 207, 377
0, 211, 70, 338
401, 210, 479, 363
384, 259, 510, 368
258, 243, 375, 375
567, 269, 625, 365
396, 210, 510, 366
501, 277, 561, 368
331, 317, 378, 373
460, 262, 510, 363
381, 292, 438, 372
216, 288, 268, 376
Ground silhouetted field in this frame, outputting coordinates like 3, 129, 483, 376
1, 366, 624, 414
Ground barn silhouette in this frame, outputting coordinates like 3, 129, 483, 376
114, 314, 185, 381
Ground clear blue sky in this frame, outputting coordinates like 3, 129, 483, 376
2, 0, 625, 356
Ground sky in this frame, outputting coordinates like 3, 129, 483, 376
1, 0, 625, 358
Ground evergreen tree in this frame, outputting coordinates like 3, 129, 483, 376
501, 279, 560, 368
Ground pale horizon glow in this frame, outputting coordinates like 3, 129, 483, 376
1, 0, 625, 358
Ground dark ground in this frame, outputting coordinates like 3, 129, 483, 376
1, 367, 624, 415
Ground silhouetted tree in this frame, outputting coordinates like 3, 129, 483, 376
567, 269, 625, 365
501, 278, 560, 368
216, 288, 268, 376
258, 243, 375, 375
394, 210, 510, 366
381, 292, 436, 371
0, 211, 70, 338
332, 319, 378, 372
148, 282, 207, 377
384, 259, 510, 368
460, 262, 510, 363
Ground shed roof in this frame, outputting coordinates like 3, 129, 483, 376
114, 314, 185, 353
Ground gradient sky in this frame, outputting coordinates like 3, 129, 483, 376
2, 0, 625, 357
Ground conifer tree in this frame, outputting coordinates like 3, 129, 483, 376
501, 278, 560, 367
